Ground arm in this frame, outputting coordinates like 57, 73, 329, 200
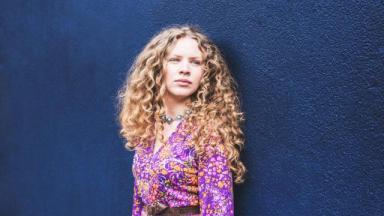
132, 177, 144, 216
132, 151, 144, 216
198, 135, 234, 216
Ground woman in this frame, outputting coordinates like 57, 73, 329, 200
117, 24, 246, 216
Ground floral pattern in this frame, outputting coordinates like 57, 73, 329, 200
131, 119, 234, 216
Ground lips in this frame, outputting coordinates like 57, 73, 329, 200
175, 79, 192, 84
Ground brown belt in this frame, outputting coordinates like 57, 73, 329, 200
143, 201, 200, 216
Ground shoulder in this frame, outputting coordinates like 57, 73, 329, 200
131, 138, 152, 155
204, 119, 222, 141
195, 118, 220, 132
200, 120, 227, 155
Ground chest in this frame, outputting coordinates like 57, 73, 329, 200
153, 122, 179, 154
133, 130, 198, 180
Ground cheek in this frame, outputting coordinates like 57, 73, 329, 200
164, 67, 176, 83
196, 70, 204, 83
193, 73, 204, 89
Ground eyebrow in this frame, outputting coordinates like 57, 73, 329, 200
169, 55, 202, 60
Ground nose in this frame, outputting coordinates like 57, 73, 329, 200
179, 61, 191, 75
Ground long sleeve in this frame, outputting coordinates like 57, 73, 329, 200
197, 135, 234, 216
132, 177, 144, 216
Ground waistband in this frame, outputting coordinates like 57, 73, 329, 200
143, 201, 200, 216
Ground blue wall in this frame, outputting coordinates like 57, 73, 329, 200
1, 1, 383, 215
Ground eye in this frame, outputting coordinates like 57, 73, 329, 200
192, 60, 201, 65
168, 58, 179, 62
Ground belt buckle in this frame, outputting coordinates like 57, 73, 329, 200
145, 200, 168, 216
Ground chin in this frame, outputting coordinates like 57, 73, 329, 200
174, 94, 193, 100
171, 88, 194, 94
167, 91, 194, 100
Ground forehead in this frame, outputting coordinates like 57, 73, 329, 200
167, 37, 202, 58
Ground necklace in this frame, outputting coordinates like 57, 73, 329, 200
160, 109, 192, 125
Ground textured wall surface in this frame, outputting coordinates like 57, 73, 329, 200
1, 1, 383, 215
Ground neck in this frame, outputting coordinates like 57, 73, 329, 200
163, 93, 191, 118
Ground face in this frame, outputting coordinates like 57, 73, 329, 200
163, 37, 204, 102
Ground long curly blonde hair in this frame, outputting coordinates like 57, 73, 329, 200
117, 24, 246, 183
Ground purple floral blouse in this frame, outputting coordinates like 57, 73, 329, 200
131, 119, 234, 216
